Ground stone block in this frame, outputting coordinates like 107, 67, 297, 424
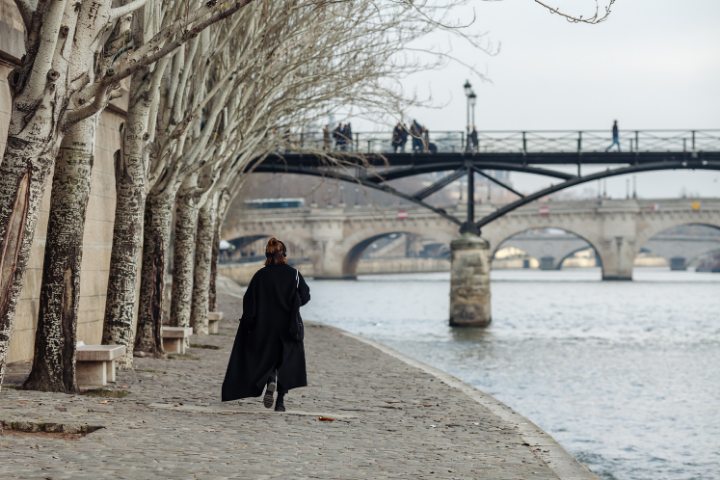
80, 268, 100, 297
61, 424, 82, 434
43, 423, 59, 432
208, 311, 224, 334
76, 359, 107, 388
17, 421, 40, 432
163, 327, 193, 354
76, 343, 124, 388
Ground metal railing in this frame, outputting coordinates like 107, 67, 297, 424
281, 129, 720, 154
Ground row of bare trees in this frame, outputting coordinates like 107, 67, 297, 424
0, 0, 612, 394
0, 0, 474, 394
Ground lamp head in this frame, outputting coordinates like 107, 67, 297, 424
469, 91, 477, 106
463, 80, 472, 97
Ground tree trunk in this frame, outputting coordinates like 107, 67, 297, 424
101, 100, 150, 370
209, 189, 230, 312
0, 11, 70, 389
209, 225, 220, 313
0, 137, 61, 392
22, 119, 97, 393
190, 194, 218, 335
169, 178, 202, 331
134, 195, 173, 357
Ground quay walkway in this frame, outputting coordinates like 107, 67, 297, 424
1, 282, 597, 479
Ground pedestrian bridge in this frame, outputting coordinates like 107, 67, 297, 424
222, 197, 720, 280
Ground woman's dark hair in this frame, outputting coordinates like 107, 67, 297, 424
264, 237, 287, 266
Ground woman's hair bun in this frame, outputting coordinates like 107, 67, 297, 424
266, 237, 280, 256
264, 237, 287, 266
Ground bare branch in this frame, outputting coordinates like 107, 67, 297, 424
109, 0, 152, 21
108, 0, 255, 85
534, 0, 616, 24
13, 0, 33, 29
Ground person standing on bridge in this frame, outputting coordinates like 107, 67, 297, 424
391, 122, 404, 152
470, 126, 479, 152
222, 238, 311, 412
345, 122, 354, 152
411, 120, 423, 152
400, 123, 409, 152
323, 125, 330, 150
333, 124, 344, 151
606, 120, 621, 152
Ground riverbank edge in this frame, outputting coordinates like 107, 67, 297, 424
319, 323, 600, 480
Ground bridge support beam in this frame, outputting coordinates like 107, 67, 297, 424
540, 256, 556, 270
670, 257, 687, 271
449, 233, 491, 327
598, 236, 636, 280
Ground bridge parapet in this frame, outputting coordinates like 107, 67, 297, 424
284, 129, 720, 154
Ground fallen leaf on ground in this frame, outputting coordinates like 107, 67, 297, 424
98, 400, 112, 404
318, 416, 335, 422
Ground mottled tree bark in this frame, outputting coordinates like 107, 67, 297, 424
101, 94, 151, 370
134, 195, 173, 357
209, 189, 231, 312
170, 176, 202, 331
22, 119, 97, 393
0, 138, 59, 392
190, 194, 218, 334
209, 226, 220, 313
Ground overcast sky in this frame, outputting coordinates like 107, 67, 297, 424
368, 0, 720, 199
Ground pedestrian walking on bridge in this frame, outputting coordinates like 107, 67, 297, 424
222, 238, 311, 412
606, 120, 621, 152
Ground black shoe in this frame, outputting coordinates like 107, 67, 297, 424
274, 400, 286, 412
263, 375, 277, 409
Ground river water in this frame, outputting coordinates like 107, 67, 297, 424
302, 267, 720, 480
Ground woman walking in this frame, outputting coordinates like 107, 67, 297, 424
222, 238, 311, 411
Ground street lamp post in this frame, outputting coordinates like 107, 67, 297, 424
463, 80, 472, 151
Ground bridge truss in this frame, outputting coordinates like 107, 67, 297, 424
248, 129, 720, 234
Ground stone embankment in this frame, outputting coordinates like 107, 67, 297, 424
1, 281, 598, 479
221, 258, 450, 285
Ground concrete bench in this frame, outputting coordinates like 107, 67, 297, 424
208, 311, 224, 334
76, 342, 126, 389
163, 327, 193, 354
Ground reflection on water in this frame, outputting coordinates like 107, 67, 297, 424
302, 267, 720, 480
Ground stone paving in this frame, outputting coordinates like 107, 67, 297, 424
1, 290, 590, 479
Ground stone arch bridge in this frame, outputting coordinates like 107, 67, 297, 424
222, 197, 720, 280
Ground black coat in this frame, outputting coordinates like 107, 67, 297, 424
221, 264, 311, 401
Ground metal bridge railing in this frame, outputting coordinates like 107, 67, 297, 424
282, 129, 720, 154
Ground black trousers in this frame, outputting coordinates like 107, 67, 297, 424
275, 340, 288, 395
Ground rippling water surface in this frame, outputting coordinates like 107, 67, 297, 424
302, 267, 720, 480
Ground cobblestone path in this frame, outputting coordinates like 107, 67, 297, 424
1, 291, 592, 479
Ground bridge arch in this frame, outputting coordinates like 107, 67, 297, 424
557, 245, 600, 270
225, 231, 315, 261
339, 227, 455, 277
635, 221, 720, 270
488, 226, 603, 271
